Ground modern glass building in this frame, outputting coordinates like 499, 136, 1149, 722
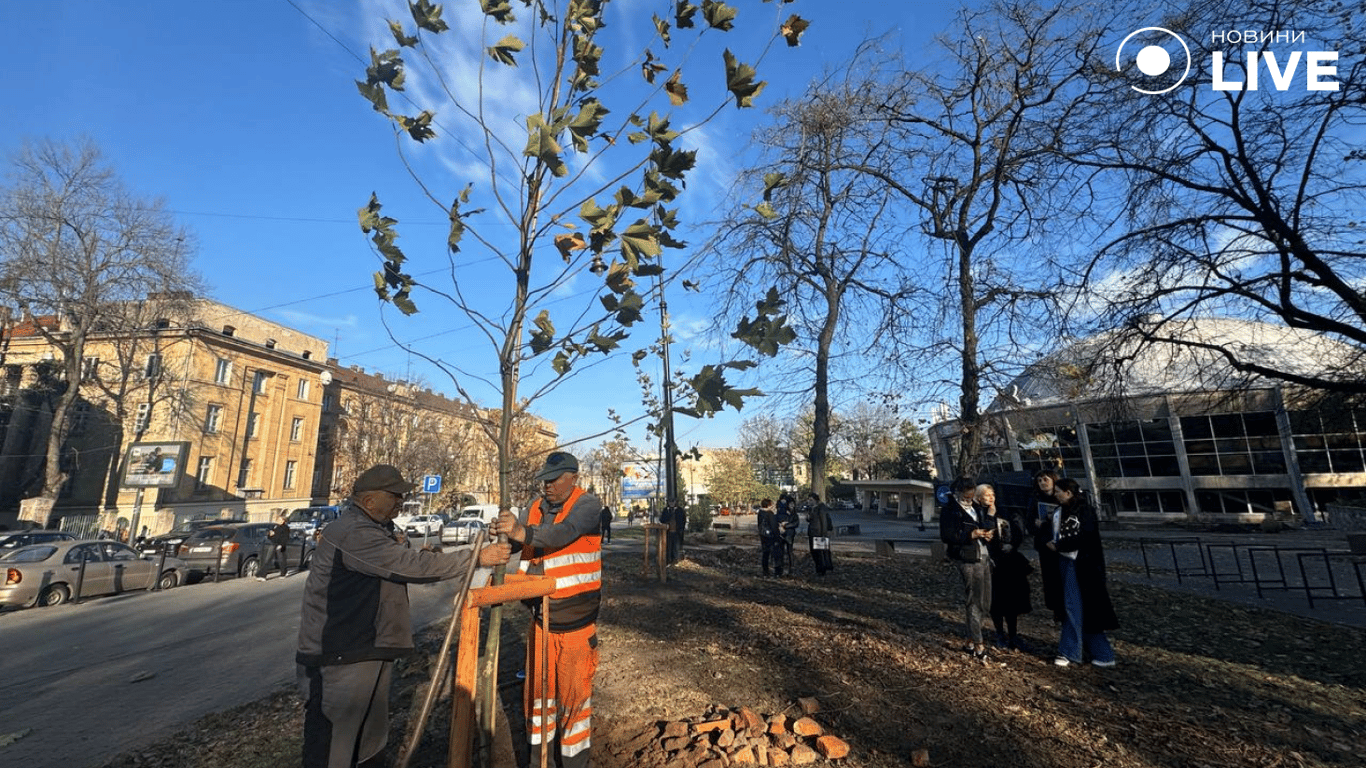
928, 319, 1366, 524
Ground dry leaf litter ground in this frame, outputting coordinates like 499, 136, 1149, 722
105, 527, 1366, 768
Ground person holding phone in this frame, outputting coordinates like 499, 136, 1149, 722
940, 477, 995, 660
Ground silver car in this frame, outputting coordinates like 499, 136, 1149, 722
0, 539, 188, 610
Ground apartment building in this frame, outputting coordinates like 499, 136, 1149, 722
0, 295, 328, 533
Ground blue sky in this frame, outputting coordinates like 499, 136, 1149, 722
0, 0, 969, 453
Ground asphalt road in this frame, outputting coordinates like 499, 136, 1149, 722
0, 561, 471, 768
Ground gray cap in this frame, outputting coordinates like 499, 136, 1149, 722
534, 451, 579, 483
352, 464, 416, 495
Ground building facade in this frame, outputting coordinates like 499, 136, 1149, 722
929, 319, 1366, 524
312, 363, 559, 513
1, 296, 329, 533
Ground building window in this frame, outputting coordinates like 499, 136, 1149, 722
237, 458, 252, 488
1291, 407, 1366, 474
135, 403, 152, 434
297, 379, 310, 400
284, 460, 297, 490
1182, 411, 1281, 477
290, 417, 304, 442
246, 412, 260, 439
1013, 422, 1085, 477
81, 356, 100, 381
142, 353, 162, 380
222, 325, 235, 337
213, 358, 231, 385
196, 456, 213, 487
2, 366, 21, 396
1085, 418, 1179, 478
253, 370, 269, 394
322, 394, 333, 413
204, 404, 222, 434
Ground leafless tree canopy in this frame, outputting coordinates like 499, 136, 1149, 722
1064, 0, 1366, 395
0, 138, 199, 501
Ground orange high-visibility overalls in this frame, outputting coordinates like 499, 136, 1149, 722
519, 487, 601, 768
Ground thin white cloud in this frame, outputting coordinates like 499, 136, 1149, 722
273, 309, 362, 329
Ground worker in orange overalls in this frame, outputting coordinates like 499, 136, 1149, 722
494, 451, 602, 768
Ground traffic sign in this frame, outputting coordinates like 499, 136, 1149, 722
422, 475, 442, 494
935, 483, 952, 505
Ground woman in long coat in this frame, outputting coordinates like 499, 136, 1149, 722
1025, 469, 1065, 622
1047, 477, 1119, 667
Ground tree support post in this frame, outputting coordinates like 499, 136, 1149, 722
453, 574, 557, 768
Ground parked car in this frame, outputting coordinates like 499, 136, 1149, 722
440, 519, 485, 546
0, 539, 189, 610
176, 522, 314, 580
285, 505, 341, 539
440, 504, 513, 547
0, 530, 76, 551
137, 518, 243, 558
400, 513, 447, 539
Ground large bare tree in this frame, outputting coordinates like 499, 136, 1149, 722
0, 138, 198, 522
1065, 0, 1366, 394
838, 1, 1113, 477
708, 69, 917, 499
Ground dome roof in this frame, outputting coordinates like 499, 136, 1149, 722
992, 317, 1360, 409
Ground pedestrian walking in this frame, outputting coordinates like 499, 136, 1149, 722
259, 511, 292, 581
599, 505, 613, 543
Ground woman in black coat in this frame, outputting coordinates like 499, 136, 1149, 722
1025, 469, 1065, 622
976, 484, 1032, 650
1047, 477, 1119, 667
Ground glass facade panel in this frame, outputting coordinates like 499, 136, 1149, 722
1330, 449, 1366, 473
1251, 451, 1286, 474
1187, 453, 1220, 474
1219, 453, 1252, 474
1149, 456, 1181, 476
1119, 457, 1150, 476
1299, 451, 1331, 472
1210, 413, 1245, 437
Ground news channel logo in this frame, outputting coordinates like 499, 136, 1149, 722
1114, 27, 1192, 94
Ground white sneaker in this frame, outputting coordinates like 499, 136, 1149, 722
1091, 659, 1116, 668
1053, 656, 1072, 667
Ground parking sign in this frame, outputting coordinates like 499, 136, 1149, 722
422, 475, 442, 494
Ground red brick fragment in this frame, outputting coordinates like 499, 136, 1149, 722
815, 735, 850, 759
791, 717, 824, 737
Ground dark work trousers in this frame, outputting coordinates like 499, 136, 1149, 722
264, 543, 289, 578
301, 660, 392, 768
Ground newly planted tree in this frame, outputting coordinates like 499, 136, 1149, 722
351, 0, 806, 759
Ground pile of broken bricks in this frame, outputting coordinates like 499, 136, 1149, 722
612, 698, 851, 767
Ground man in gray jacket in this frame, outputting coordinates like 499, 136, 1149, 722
297, 464, 509, 768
